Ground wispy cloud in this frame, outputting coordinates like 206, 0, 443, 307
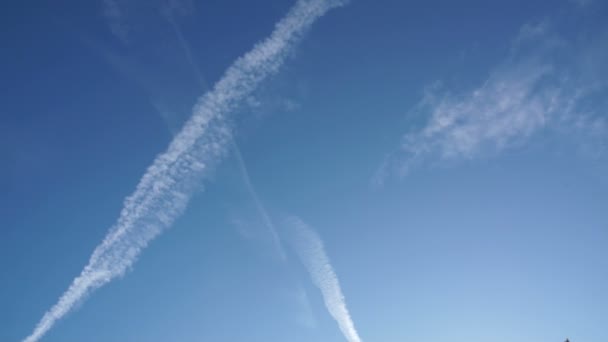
284, 216, 362, 342
374, 19, 608, 185
102, 0, 129, 44
22, 1, 348, 341
160, 0, 195, 17
569, 0, 594, 7
292, 285, 318, 329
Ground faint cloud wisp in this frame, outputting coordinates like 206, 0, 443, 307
102, 0, 129, 44
374, 19, 608, 185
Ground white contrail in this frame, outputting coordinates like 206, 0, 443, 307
285, 217, 362, 342
166, 2, 285, 261
163, 8, 210, 92
22, 1, 348, 341
231, 142, 288, 261
233, 144, 321, 328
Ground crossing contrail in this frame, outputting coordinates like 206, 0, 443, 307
22, 1, 348, 341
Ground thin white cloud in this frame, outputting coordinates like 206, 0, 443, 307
22, 1, 348, 341
374, 19, 608, 185
285, 216, 362, 342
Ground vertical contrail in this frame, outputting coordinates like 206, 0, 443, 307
285, 216, 363, 342
22, 1, 348, 341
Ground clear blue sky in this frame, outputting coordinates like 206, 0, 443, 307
1, 1, 607, 342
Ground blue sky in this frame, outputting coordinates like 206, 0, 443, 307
1, 0, 608, 341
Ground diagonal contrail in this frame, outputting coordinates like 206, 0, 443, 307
162, 6, 210, 92
22, 1, 348, 341
284, 216, 363, 342
231, 141, 288, 261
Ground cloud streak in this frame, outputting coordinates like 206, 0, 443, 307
232, 143, 325, 329
22, 1, 348, 341
375, 19, 608, 185
160, 0, 210, 91
285, 216, 362, 342
232, 142, 288, 261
